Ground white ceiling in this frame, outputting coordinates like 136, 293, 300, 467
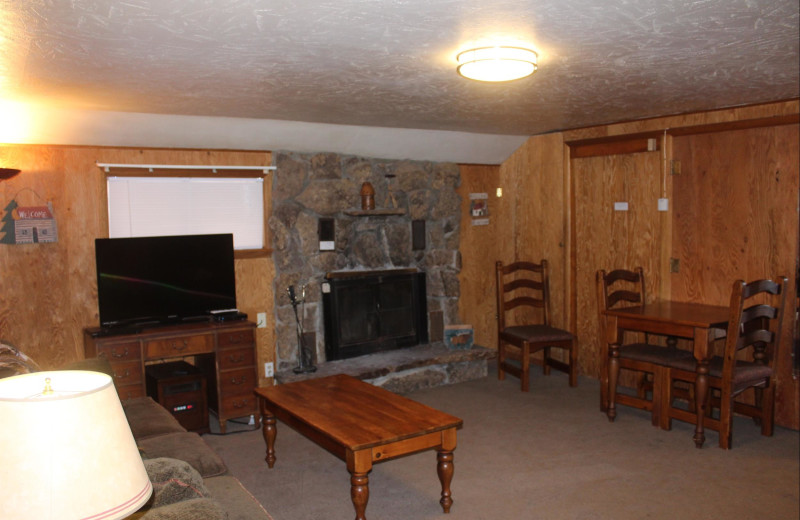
1, 0, 798, 163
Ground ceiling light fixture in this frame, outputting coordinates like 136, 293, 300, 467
456, 46, 538, 82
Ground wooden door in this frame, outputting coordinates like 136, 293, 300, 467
572, 150, 665, 378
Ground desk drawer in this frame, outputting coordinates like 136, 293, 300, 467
218, 393, 257, 418
96, 341, 141, 362
110, 360, 143, 387
218, 347, 256, 370
145, 334, 213, 358
219, 367, 257, 395
218, 328, 255, 349
116, 384, 145, 401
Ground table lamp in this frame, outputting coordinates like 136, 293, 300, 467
0, 370, 152, 519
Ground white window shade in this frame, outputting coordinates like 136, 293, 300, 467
107, 177, 264, 250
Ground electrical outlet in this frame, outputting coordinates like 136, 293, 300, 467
264, 362, 274, 378
256, 312, 267, 328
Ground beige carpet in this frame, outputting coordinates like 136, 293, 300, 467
203, 367, 800, 520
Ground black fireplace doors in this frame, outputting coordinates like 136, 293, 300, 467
322, 270, 428, 361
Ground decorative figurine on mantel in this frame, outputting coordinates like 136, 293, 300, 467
287, 284, 317, 374
360, 182, 375, 210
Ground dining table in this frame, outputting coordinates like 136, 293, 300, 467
601, 300, 730, 448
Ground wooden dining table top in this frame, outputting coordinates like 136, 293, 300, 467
602, 300, 730, 329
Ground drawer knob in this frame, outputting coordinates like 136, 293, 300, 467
111, 347, 129, 358
228, 354, 245, 363
230, 376, 247, 385
170, 340, 189, 351
114, 369, 130, 379
233, 399, 248, 409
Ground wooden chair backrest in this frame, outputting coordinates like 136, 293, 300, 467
596, 267, 646, 313
496, 260, 551, 329
595, 268, 646, 344
721, 277, 788, 387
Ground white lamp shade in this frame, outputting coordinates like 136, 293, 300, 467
0, 371, 152, 520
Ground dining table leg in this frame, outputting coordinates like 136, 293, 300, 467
692, 326, 713, 449
693, 360, 710, 448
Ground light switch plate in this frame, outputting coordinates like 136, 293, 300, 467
614, 202, 629, 211
658, 198, 669, 211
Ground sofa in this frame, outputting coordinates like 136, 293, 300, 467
0, 341, 273, 520
121, 394, 273, 520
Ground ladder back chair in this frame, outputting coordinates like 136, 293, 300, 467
597, 268, 692, 425
495, 259, 577, 392
661, 277, 788, 449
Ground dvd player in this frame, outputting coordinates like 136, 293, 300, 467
211, 310, 248, 322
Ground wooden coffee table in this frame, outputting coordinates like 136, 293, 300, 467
254, 374, 463, 520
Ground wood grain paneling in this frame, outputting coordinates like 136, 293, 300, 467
572, 151, 665, 378
512, 133, 568, 329
457, 164, 505, 349
0, 145, 275, 386
457, 135, 570, 368
563, 100, 799, 142
671, 124, 799, 428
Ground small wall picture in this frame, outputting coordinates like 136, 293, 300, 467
469, 192, 489, 226
0, 199, 58, 244
469, 193, 488, 216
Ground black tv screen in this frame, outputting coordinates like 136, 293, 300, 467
95, 234, 237, 328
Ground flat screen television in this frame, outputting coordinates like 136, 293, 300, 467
95, 233, 237, 329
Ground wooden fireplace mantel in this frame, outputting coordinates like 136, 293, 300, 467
343, 208, 406, 216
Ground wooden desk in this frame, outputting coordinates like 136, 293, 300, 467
602, 302, 729, 447
254, 374, 462, 520
84, 320, 258, 433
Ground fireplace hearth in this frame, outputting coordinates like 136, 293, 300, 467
323, 269, 428, 360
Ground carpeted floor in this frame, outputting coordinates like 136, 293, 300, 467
203, 368, 800, 520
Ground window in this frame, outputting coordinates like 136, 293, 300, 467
106, 176, 265, 250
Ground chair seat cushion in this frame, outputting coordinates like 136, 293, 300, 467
669, 355, 773, 385
617, 343, 694, 366
502, 324, 574, 344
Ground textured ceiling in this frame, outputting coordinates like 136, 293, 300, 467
1, 0, 798, 138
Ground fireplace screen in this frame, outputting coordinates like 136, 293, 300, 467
323, 270, 428, 360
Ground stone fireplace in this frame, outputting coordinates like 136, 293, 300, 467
270, 151, 462, 372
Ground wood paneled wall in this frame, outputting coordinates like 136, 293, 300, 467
457, 100, 799, 428
0, 145, 275, 386
458, 134, 570, 365
671, 125, 799, 428
457, 164, 507, 349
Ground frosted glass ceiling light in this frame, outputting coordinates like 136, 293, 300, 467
456, 46, 538, 82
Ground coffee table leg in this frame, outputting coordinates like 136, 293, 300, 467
437, 450, 454, 513
350, 472, 369, 520
437, 428, 457, 513
347, 450, 372, 520
260, 399, 277, 468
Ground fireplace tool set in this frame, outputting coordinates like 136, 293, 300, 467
287, 284, 317, 374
